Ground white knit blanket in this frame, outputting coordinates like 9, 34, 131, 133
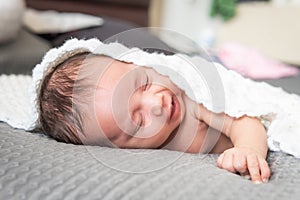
1, 38, 299, 158
0, 75, 32, 129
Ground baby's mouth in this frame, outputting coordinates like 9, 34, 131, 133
170, 97, 175, 119
169, 95, 180, 122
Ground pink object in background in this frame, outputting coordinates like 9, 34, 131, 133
217, 43, 299, 79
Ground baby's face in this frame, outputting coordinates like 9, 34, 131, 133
84, 56, 186, 149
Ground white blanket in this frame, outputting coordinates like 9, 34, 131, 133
0, 38, 299, 158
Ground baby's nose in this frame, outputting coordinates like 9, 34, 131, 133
143, 93, 164, 116
151, 105, 163, 116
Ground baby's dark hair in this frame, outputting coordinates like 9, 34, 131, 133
39, 52, 91, 144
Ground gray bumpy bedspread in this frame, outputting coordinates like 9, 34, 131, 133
1, 122, 300, 200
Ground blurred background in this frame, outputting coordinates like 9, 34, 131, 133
0, 0, 299, 87
152, 0, 300, 66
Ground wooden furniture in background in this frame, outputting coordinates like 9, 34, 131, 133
25, 0, 150, 26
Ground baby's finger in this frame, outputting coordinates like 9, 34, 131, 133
221, 152, 236, 173
233, 153, 247, 174
241, 170, 250, 180
217, 153, 224, 168
258, 157, 271, 183
246, 154, 262, 184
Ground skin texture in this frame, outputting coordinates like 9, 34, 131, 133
198, 107, 271, 183
81, 56, 271, 183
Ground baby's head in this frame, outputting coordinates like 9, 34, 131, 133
39, 52, 90, 144
39, 53, 186, 149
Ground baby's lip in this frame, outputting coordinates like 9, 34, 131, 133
168, 94, 179, 122
167, 96, 172, 122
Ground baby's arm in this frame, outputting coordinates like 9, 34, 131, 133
198, 105, 270, 183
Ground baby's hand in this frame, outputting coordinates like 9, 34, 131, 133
217, 147, 270, 184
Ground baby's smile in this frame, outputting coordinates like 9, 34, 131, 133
169, 94, 181, 122
82, 56, 186, 149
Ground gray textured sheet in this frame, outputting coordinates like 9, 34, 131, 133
262, 72, 300, 95
1, 122, 300, 200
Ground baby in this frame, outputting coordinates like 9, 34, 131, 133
39, 51, 270, 184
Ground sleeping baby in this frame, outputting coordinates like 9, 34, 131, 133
37, 44, 271, 184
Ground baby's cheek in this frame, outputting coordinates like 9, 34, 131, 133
144, 114, 168, 136
135, 126, 171, 148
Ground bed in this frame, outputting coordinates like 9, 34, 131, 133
1, 0, 300, 199
1, 122, 300, 199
